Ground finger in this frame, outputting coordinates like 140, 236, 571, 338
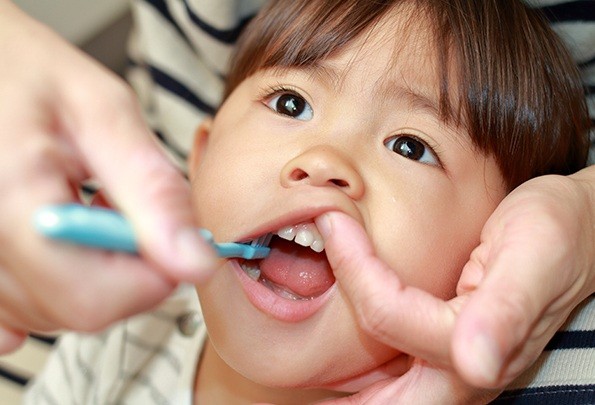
327, 361, 500, 405
19, 241, 178, 332
56, 60, 216, 283
326, 354, 411, 393
4, 187, 178, 332
0, 267, 60, 332
452, 235, 570, 387
0, 3, 194, 335
316, 212, 457, 367
0, 324, 27, 355
4, 182, 178, 332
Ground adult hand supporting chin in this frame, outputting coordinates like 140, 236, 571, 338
315, 167, 595, 402
0, 1, 217, 354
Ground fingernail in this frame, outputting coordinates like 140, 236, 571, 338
174, 227, 217, 281
315, 213, 332, 238
470, 333, 502, 384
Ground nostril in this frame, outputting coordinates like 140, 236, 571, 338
331, 179, 349, 188
291, 169, 308, 181
281, 151, 364, 198
291, 169, 349, 188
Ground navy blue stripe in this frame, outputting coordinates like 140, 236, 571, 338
29, 333, 57, 346
579, 55, 595, 70
544, 330, 595, 351
149, 65, 217, 115
183, 0, 254, 44
540, 1, 595, 22
492, 384, 595, 404
142, 0, 193, 45
0, 365, 29, 386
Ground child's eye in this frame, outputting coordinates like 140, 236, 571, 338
265, 91, 313, 121
384, 135, 440, 166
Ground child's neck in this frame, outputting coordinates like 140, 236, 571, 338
194, 339, 345, 404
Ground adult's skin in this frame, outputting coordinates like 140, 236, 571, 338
318, 169, 595, 402
0, 1, 216, 353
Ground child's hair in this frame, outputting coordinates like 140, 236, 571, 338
223, 0, 591, 190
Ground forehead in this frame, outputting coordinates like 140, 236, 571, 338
296, 5, 453, 121
228, 0, 463, 128
226, 1, 456, 106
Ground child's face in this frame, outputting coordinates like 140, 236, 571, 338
189, 9, 506, 396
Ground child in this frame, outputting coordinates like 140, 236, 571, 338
26, 0, 590, 403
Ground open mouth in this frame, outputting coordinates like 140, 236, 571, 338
240, 223, 335, 301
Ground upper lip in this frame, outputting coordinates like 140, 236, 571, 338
237, 208, 329, 244
234, 189, 362, 243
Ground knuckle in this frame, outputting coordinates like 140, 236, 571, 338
356, 294, 393, 341
492, 291, 535, 343
104, 79, 137, 110
20, 136, 61, 173
16, 137, 81, 189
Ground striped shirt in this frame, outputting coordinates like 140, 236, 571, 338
1, 0, 594, 403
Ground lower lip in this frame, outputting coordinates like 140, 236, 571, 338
231, 260, 335, 322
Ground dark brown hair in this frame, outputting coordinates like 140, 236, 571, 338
224, 0, 590, 190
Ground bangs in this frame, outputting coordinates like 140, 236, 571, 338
225, 0, 465, 142
224, 0, 396, 99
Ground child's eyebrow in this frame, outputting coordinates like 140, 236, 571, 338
376, 79, 441, 119
376, 78, 471, 145
376, 77, 465, 133
304, 62, 343, 89
303, 63, 446, 122
277, 62, 462, 132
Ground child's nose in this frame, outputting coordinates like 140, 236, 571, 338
280, 145, 364, 199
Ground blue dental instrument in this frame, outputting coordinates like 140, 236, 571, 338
34, 204, 271, 260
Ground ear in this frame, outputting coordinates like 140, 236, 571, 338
188, 118, 213, 174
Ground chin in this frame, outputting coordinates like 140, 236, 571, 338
198, 260, 400, 392
203, 305, 397, 391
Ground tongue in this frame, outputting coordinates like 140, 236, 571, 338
259, 238, 335, 298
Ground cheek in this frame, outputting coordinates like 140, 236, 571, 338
190, 147, 246, 230
371, 194, 485, 299
376, 222, 461, 298
369, 158, 505, 299
190, 136, 279, 238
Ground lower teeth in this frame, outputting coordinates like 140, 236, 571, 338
241, 263, 261, 280
240, 263, 311, 301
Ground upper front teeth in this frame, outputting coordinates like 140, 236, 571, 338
277, 223, 325, 253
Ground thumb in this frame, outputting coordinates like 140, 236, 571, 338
60, 77, 216, 283
452, 239, 559, 388
452, 176, 592, 388
316, 211, 456, 366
